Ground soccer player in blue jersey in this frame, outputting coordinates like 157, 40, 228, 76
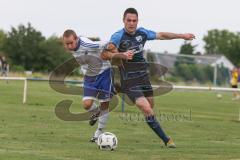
102, 8, 195, 148
63, 29, 133, 142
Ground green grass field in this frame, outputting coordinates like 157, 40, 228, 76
0, 80, 240, 160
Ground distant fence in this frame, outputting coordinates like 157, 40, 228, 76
1, 77, 240, 104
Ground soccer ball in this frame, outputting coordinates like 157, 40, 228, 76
97, 132, 118, 150
217, 93, 222, 99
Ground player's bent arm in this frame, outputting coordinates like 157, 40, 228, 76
101, 43, 118, 60
101, 43, 132, 60
156, 32, 195, 40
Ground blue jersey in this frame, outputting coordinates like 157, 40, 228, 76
110, 27, 156, 79
110, 27, 156, 62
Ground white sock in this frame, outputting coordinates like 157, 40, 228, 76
97, 109, 109, 130
94, 128, 103, 138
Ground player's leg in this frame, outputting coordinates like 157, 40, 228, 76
98, 101, 109, 132
143, 78, 176, 147
97, 68, 114, 129
83, 76, 101, 126
124, 75, 176, 147
90, 69, 113, 142
146, 96, 154, 109
82, 97, 100, 125
82, 99, 96, 110
231, 85, 240, 100
135, 97, 175, 148
82, 90, 104, 142
145, 96, 176, 147
235, 85, 240, 99
90, 101, 110, 142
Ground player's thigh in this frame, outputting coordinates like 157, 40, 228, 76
82, 87, 98, 109
83, 77, 98, 107
98, 70, 114, 101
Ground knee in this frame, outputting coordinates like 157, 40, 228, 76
83, 100, 93, 110
143, 107, 154, 116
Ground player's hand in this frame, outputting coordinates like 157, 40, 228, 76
182, 33, 195, 40
123, 50, 134, 60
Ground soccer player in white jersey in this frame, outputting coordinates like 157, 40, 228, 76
62, 29, 133, 142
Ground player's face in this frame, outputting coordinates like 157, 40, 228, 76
63, 35, 78, 51
123, 13, 138, 34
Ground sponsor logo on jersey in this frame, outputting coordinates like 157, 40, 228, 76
135, 36, 142, 42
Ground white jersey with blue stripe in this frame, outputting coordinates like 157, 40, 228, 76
72, 36, 111, 76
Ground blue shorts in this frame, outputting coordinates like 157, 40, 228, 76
83, 69, 114, 102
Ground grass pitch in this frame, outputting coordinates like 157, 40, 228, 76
0, 80, 240, 160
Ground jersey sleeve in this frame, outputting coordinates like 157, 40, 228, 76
79, 37, 101, 49
109, 29, 124, 48
138, 27, 157, 40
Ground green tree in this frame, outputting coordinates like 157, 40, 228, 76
0, 29, 7, 51
3, 23, 45, 70
174, 42, 195, 82
39, 36, 71, 72
203, 29, 240, 66
175, 41, 196, 66
179, 41, 196, 55
174, 63, 194, 81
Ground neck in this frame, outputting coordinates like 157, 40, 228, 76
124, 28, 136, 35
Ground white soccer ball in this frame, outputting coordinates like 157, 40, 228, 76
217, 93, 222, 99
97, 132, 118, 150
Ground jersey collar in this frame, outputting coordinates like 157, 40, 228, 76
124, 28, 136, 36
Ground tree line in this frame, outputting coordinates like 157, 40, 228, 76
0, 23, 239, 73
171, 29, 240, 84
0, 23, 70, 72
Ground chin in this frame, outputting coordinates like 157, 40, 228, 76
129, 29, 136, 34
68, 48, 75, 51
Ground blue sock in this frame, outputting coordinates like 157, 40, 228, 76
145, 115, 169, 144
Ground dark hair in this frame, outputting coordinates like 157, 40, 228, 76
123, 8, 138, 18
63, 29, 77, 39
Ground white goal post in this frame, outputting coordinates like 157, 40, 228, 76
0, 77, 27, 104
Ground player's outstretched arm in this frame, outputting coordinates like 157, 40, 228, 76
156, 32, 195, 40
